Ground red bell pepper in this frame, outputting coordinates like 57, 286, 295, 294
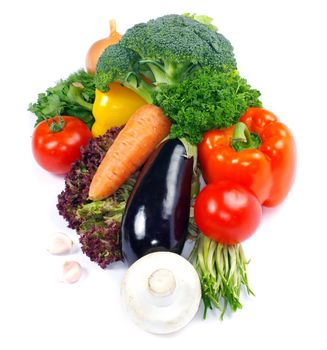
198, 107, 296, 207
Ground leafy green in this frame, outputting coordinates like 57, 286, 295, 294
28, 69, 95, 128
76, 180, 135, 234
57, 127, 137, 268
183, 13, 218, 31
154, 69, 262, 144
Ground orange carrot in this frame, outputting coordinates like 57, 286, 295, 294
89, 104, 171, 200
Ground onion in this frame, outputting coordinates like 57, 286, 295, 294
85, 19, 122, 75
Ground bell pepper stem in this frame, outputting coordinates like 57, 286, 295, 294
232, 122, 261, 151
232, 122, 252, 143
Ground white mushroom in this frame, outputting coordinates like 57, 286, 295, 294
121, 252, 201, 334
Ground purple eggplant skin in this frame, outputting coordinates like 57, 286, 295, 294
121, 139, 193, 265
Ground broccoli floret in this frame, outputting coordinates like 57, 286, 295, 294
120, 14, 236, 84
95, 44, 154, 103
95, 14, 236, 102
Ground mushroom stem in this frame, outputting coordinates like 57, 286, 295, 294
148, 269, 176, 297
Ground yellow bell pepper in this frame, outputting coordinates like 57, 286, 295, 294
92, 82, 147, 137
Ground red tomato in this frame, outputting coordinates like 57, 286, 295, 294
194, 181, 262, 244
32, 116, 92, 174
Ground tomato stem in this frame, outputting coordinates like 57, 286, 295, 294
47, 116, 65, 133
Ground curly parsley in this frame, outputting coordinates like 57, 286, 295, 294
154, 69, 262, 144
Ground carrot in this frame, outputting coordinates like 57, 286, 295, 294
89, 104, 171, 200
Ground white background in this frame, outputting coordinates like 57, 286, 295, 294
1, 0, 326, 349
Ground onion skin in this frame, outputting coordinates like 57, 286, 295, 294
86, 19, 122, 75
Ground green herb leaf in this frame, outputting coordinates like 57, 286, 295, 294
183, 13, 218, 31
28, 69, 95, 128
154, 69, 262, 145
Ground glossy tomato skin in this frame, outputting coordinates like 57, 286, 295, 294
194, 181, 262, 244
32, 116, 92, 174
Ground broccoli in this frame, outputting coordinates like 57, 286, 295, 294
95, 44, 154, 103
95, 14, 236, 103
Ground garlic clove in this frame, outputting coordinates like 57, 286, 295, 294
47, 232, 73, 255
61, 261, 82, 284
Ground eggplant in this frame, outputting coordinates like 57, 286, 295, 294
121, 139, 193, 265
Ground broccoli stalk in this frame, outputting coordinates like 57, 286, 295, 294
140, 59, 197, 85
67, 83, 93, 111
121, 73, 154, 103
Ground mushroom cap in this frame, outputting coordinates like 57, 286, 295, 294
121, 252, 201, 334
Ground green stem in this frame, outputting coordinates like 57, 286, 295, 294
202, 236, 210, 269
124, 78, 154, 104
232, 122, 261, 151
207, 240, 217, 279
191, 168, 200, 199
197, 237, 207, 273
179, 138, 198, 173
47, 116, 65, 133
228, 245, 237, 283
190, 234, 254, 320
67, 84, 93, 111
163, 61, 190, 83
232, 122, 252, 143
140, 60, 172, 85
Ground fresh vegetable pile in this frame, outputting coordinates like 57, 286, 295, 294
29, 13, 296, 334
